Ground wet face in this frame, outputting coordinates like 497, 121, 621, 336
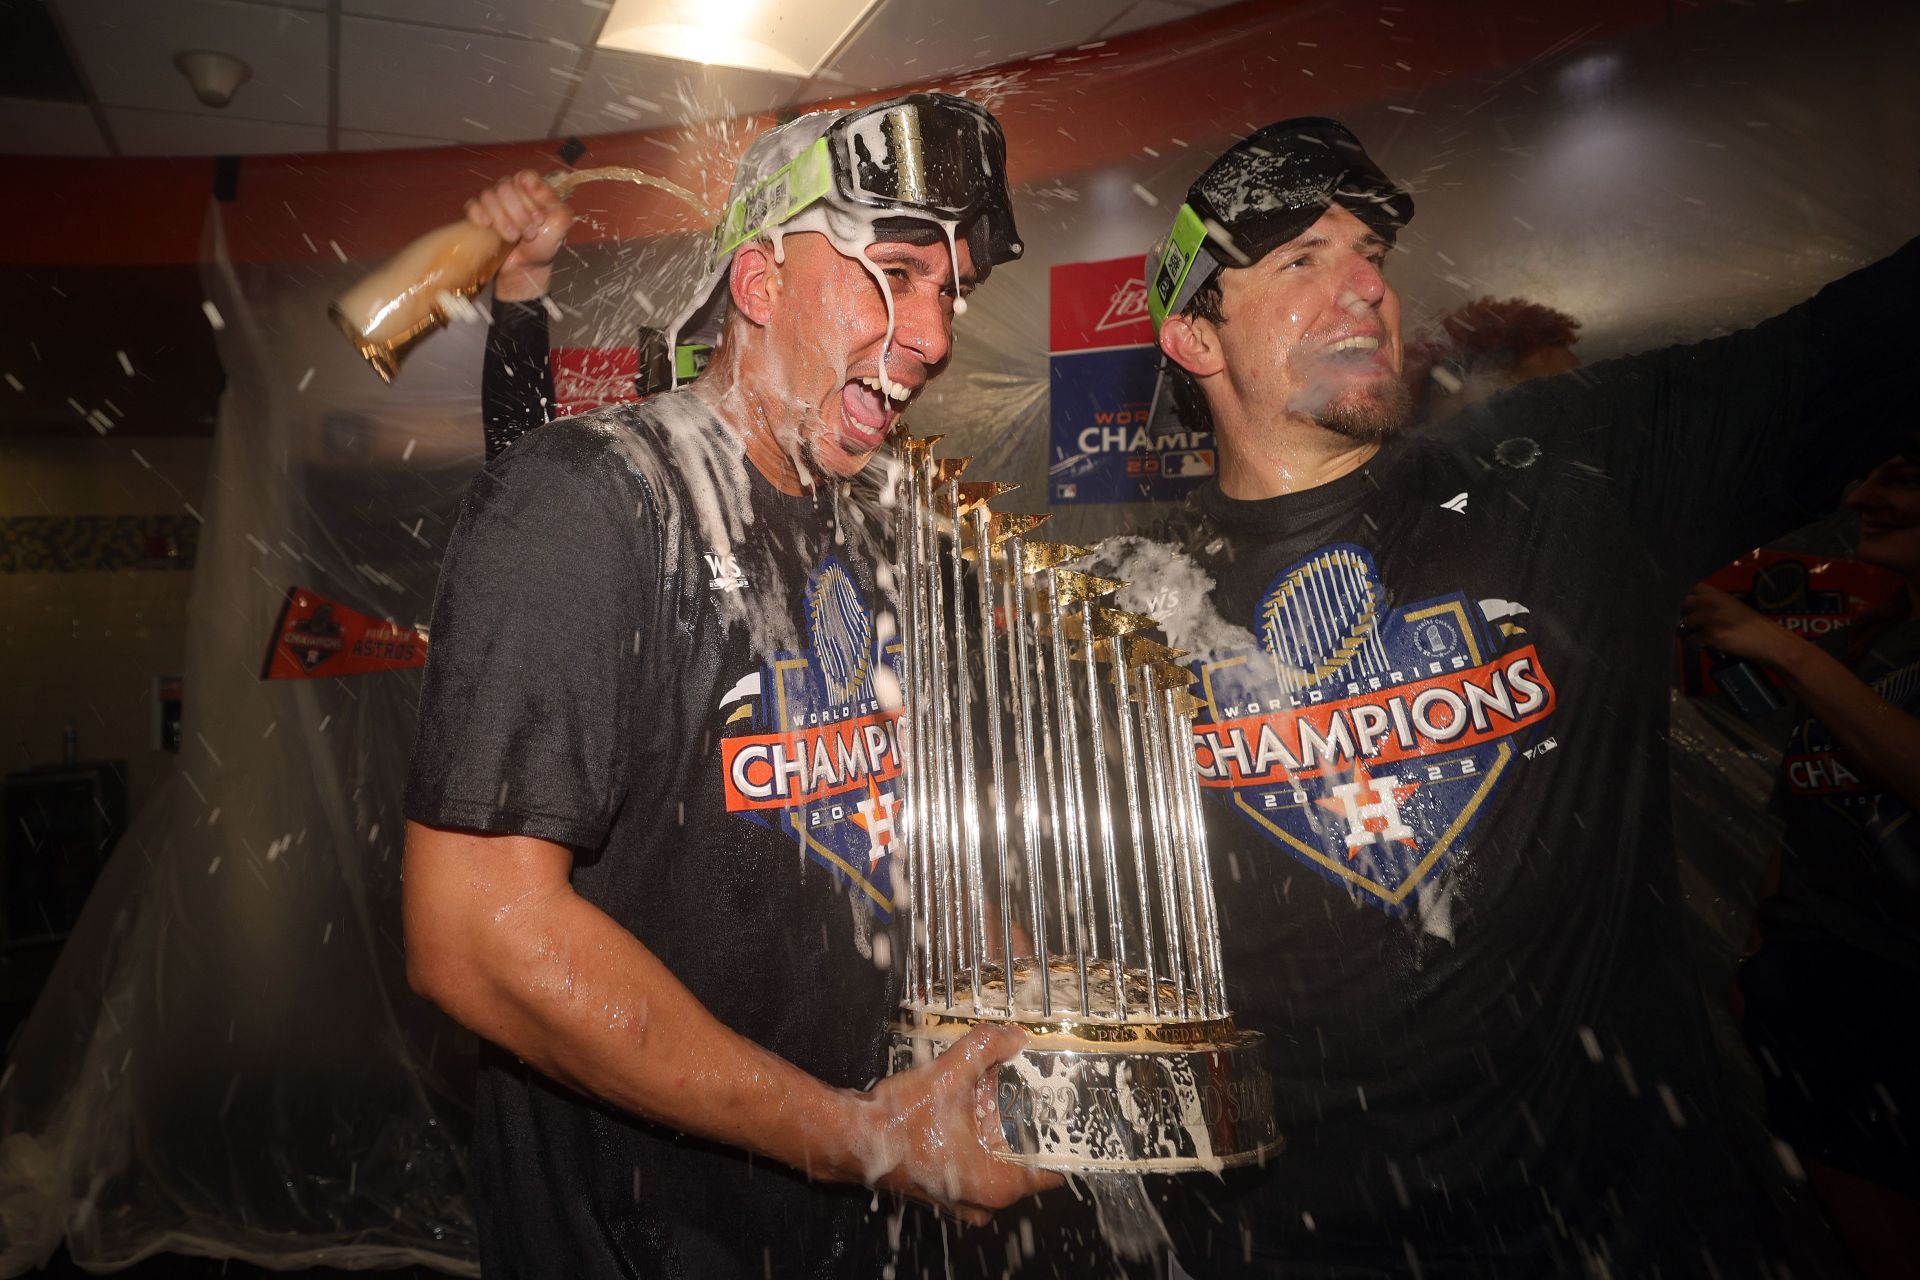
1212, 204, 1409, 441
760, 230, 976, 478
1846, 455, 1920, 577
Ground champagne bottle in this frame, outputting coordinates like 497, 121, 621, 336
329, 166, 712, 384
329, 218, 514, 383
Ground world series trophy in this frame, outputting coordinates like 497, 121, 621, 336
888, 433, 1281, 1173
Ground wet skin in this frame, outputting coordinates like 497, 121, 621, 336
1211, 204, 1405, 430
712, 230, 977, 490
1160, 203, 1409, 498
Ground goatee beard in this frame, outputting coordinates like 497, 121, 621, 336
1312, 378, 1414, 443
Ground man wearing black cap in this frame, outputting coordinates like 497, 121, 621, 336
1143, 117, 1917, 1275
401, 93, 1051, 1278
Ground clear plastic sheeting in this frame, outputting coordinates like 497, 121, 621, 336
0, 210, 483, 1272
1, 0, 1916, 1270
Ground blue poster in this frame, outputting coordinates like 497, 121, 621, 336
1047, 256, 1214, 505
1047, 346, 1214, 505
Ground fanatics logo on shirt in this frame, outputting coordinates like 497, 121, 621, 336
1191, 543, 1559, 913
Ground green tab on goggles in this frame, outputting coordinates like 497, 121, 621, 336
674, 343, 712, 384
714, 136, 836, 259
1147, 203, 1217, 335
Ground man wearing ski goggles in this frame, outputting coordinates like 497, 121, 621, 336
673, 92, 1020, 403
405, 91, 1046, 1280
1143, 117, 1918, 1276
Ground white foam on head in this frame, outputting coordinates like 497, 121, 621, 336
941, 221, 967, 317
850, 250, 900, 400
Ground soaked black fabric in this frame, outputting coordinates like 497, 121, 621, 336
406, 396, 904, 1278
480, 298, 556, 461
1156, 239, 1919, 1278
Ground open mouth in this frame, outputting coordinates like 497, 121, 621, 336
840, 373, 911, 446
1320, 334, 1387, 368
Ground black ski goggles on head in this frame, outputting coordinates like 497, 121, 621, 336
1147, 117, 1413, 333
715, 93, 1023, 269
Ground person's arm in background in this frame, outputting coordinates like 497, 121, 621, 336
471, 171, 573, 461
1681, 583, 1920, 808
1450, 236, 1920, 585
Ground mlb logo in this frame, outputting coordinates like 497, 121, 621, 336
1164, 449, 1215, 479
1056, 483, 1078, 500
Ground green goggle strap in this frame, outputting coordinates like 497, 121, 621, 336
1146, 202, 1213, 334
674, 343, 712, 384
714, 136, 836, 259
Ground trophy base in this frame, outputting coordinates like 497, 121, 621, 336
891, 1005, 1283, 1174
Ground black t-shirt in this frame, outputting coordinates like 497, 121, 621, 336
405, 395, 907, 1278
1764, 617, 1920, 972
1158, 240, 1919, 1278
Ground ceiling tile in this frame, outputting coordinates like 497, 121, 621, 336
0, 96, 108, 155
339, 12, 576, 142
53, 0, 330, 124
560, 48, 798, 137
337, 127, 464, 151
105, 106, 329, 155
821, 0, 1134, 91
342, 0, 606, 46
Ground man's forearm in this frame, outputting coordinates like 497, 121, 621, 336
1770, 637, 1920, 809
403, 825, 872, 1183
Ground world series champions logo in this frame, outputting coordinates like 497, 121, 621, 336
1192, 544, 1558, 913
718, 556, 903, 915
1783, 657, 1920, 853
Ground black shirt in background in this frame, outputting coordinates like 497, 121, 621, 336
1765, 617, 1920, 972
1156, 239, 1919, 1278
480, 297, 556, 461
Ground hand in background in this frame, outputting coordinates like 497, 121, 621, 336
1681, 584, 1801, 669
466, 170, 574, 302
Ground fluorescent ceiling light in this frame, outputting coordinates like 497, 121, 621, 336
596, 0, 879, 79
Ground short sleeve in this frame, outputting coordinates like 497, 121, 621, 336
405, 426, 648, 848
